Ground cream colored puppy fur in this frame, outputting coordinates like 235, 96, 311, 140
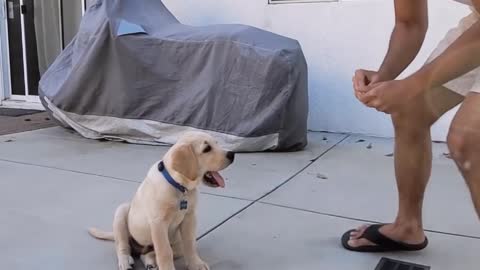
88, 131, 234, 270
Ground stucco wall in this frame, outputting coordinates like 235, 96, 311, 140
163, 0, 470, 141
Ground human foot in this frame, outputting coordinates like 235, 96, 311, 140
342, 223, 428, 252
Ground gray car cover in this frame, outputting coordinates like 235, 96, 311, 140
39, 0, 308, 152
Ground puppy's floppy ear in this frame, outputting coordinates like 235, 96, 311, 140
170, 144, 199, 181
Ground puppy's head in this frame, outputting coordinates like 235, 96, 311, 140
166, 131, 234, 189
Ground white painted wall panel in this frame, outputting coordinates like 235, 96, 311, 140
147, 1, 469, 140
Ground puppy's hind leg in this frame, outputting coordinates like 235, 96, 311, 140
113, 203, 134, 270
141, 251, 157, 270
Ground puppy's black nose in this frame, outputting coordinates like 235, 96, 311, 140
227, 151, 235, 162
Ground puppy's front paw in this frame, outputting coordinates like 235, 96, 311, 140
187, 258, 210, 270
146, 265, 158, 270
118, 254, 134, 270
141, 252, 158, 270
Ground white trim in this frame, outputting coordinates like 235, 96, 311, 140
81, 0, 86, 16
0, 2, 4, 103
9, 94, 39, 102
19, 0, 29, 96
1, 0, 12, 101
1, 99, 44, 110
24, 94, 40, 103
0, 24, 4, 104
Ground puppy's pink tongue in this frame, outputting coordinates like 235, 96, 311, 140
211, 171, 225, 188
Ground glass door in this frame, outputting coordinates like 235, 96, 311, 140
4, 0, 86, 101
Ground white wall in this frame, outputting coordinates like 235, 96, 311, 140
163, 0, 470, 141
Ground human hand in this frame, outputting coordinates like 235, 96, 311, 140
357, 78, 423, 114
352, 69, 385, 100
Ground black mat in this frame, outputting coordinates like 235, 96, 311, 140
0, 108, 42, 117
0, 112, 56, 135
375, 257, 430, 270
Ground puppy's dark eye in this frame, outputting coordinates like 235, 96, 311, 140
203, 144, 212, 153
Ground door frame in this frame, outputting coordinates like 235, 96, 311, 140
0, 0, 12, 105
1, 0, 37, 103
1, 0, 88, 106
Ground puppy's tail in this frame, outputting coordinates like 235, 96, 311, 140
88, 227, 115, 241
88, 202, 131, 242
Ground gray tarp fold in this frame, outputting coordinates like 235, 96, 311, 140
39, 0, 308, 152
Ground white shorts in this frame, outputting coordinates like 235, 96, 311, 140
426, 9, 480, 96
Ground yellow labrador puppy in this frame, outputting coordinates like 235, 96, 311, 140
88, 131, 235, 270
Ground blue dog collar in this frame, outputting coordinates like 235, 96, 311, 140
158, 161, 187, 194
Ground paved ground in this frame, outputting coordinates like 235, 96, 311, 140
1, 127, 478, 270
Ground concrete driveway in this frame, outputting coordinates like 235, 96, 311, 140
1, 127, 478, 270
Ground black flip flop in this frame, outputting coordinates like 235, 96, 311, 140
341, 224, 428, 252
